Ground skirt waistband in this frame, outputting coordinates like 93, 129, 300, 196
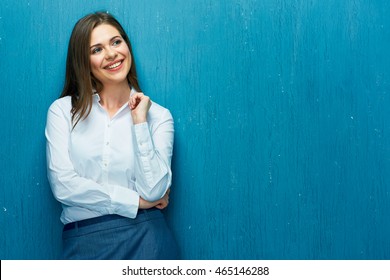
63, 208, 160, 231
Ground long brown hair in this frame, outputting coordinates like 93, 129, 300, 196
60, 12, 141, 128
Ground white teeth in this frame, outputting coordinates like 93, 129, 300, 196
107, 61, 121, 69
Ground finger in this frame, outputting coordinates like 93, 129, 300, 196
131, 95, 140, 104
129, 97, 136, 108
131, 94, 149, 108
129, 96, 140, 109
131, 92, 144, 101
157, 200, 167, 209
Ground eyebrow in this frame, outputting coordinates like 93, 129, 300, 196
90, 36, 122, 49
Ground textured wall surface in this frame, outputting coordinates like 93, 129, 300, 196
0, 0, 389, 259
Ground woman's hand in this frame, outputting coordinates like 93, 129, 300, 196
139, 189, 170, 210
129, 92, 151, 124
154, 189, 170, 209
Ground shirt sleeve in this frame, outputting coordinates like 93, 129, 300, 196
133, 108, 174, 201
45, 101, 139, 219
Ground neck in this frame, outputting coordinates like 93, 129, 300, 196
98, 82, 131, 117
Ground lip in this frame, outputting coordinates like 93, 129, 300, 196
104, 59, 124, 72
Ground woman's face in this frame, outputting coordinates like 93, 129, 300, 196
89, 24, 131, 87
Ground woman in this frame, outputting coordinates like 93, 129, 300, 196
45, 12, 179, 260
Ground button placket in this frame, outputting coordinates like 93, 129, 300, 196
102, 118, 112, 183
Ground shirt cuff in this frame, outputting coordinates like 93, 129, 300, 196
134, 122, 154, 156
108, 185, 139, 219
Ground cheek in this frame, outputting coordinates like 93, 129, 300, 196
125, 49, 132, 68
90, 56, 101, 72
121, 44, 131, 62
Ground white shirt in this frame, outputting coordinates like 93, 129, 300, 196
45, 92, 174, 224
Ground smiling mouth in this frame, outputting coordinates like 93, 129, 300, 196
105, 60, 123, 70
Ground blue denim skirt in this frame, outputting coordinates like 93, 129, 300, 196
62, 208, 179, 260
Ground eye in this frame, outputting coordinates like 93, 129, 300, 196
91, 47, 103, 54
112, 39, 122, 46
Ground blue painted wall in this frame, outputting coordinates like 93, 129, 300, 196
1, 0, 389, 259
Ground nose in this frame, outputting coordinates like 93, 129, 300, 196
105, 49, 117, 60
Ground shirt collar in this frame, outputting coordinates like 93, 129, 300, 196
93, 92, 101, 103
92, 90, 132, 117
92, 88, 135, 101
